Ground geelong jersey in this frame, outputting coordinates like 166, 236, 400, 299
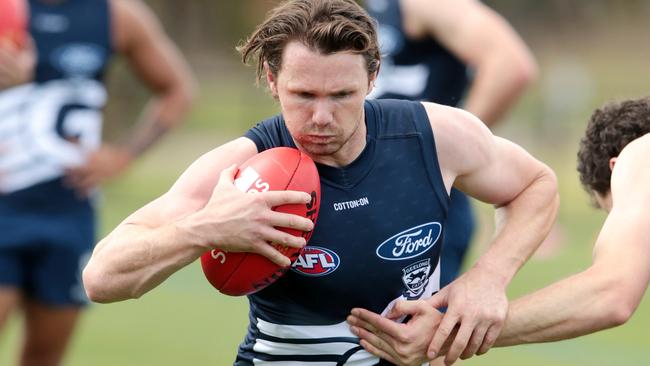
239, 99, 449, 365
0, 0, 112, 193
365, 0, 469, 106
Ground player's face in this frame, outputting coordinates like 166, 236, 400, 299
268, 41, 375, 167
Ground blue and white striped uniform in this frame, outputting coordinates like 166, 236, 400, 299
0, 0, 112, 306
239, 99, 449, 365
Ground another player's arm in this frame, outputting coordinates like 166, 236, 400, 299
112, 0, 196, 156
424, 102, 559, 364
66, 0, 196, 190
496, 136, 650, 346
403, 0, 537, 126
82, 138, 314, 303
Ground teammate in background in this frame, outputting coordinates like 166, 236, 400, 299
82, 1, 557, 365
347, 97, 650, 365
364, 0, 538, 291
0, 0, 195, 365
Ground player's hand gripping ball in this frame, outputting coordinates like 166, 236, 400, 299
201, 147, 320, 296
0, 0, 28, 48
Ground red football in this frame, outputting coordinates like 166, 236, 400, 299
200, 147, 321, 296
0, 0, 28, 48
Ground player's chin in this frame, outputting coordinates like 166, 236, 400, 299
297, 142, 341, 157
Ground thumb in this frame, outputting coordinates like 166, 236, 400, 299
211, 164, 238, 199
390, 299, 429, 319
426, 288, 449, 310
216, 164, 238, 187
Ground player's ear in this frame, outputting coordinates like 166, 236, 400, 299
609, 157, 618, 171
264, 61, 278, 98
367, 70, 378, 95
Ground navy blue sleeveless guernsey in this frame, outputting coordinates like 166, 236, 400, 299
0, 0, 111, 255
30, 0, 112, 82
365, 0, 469, 105
239, 99, 449, 365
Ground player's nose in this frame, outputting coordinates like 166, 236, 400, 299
311, 100, 334, 126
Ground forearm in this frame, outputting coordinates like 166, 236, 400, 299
464, 51, 537, 127
120, 83, 194, 157
83, 220, 205, 303
496, 267, 629, 346
475, 167, 558, 285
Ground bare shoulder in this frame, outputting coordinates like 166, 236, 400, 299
421, 102, 495, 184
109, 0, 163, 53
400, 0, 484, 38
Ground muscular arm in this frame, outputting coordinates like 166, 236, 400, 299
66, 0, 196, 191
112, 0, 196, 155
402, 0, 537, 126
497, 135, 650, 345
82, 138, 314, 303
424, 102, 558, 363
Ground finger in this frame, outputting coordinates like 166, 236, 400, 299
477, 324, 500, 355
350, 308, 404, 339
427, 312, 459, 359
263, 189, 313, 207
426, 288, 449, 309
347, 313, 380, 334
460, 324, 489, 360
445, 321, 475, 365
391, 299, 431, 319
252, 240, 291, 267
261, 227, 307, 249
267, 211, 314, 232
358, 337, 399, 365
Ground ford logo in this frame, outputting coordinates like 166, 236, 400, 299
376, 222, 442, 261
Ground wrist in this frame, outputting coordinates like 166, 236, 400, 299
173, 211, 218, 255
470, 259, 511, 289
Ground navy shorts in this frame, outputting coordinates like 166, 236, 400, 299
0, 178, 95, 306
440, 188, 475, 288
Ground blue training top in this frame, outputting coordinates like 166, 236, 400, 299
238, 99, 449, 365
30, 0, 112, 82
366, 0, 469, 106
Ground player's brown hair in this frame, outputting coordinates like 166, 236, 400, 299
577, 97, 650, 197
238, 0, 380, 82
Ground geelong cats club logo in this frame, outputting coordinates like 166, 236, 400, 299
402, 259, 432, 298
376, 222, 442, 260
291, 246, 340, 276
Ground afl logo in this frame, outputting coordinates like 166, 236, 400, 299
376, 222, 442, 261
291, 246, 340, 277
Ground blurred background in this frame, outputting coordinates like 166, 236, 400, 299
2, 0, 649, 365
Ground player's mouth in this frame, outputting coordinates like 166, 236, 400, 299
303, 135, 335, 144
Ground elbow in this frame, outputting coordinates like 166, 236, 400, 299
514, 55, 538, 90
538, 164, 560, 211
599, 286, 640, 328
82, 260, 143, 304
82, 263, 112, 303
586, 267, 641, 329
605, 302, 635, 328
